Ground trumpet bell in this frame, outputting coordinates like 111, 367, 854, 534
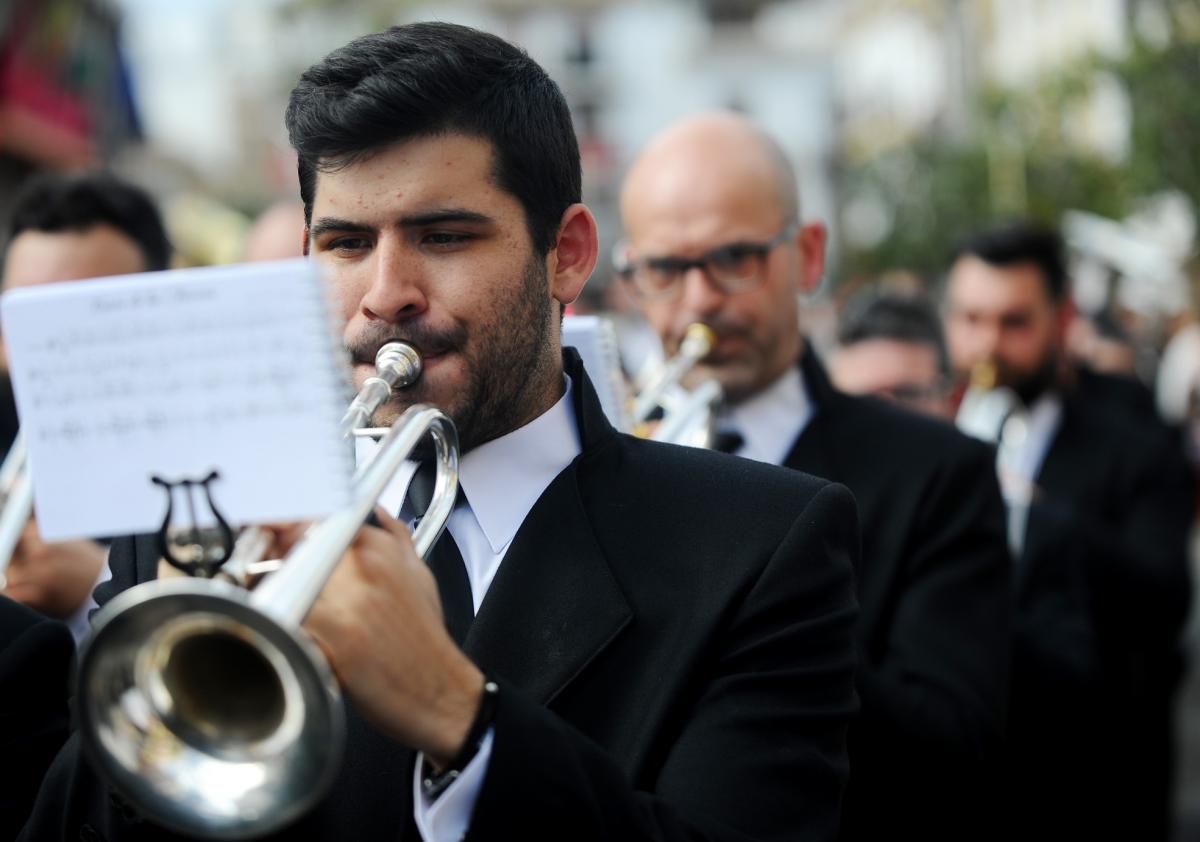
78, 577, 344, 839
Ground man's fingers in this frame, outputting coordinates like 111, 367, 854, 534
371, 506, 411, 541
14, 516, 44, 561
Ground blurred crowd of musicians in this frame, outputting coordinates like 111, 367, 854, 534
1, 19, 1195, 842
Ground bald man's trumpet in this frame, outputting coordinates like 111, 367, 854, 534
75, 342, 458, 840
630, 323, 714, 426
0, 432, 32, 589
628, 324, 724, 448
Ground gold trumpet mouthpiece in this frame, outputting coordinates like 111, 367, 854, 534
969, 361, 997, 391
682, 323, 715, 356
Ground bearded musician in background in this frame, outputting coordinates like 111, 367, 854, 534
944, 222, 1194, 840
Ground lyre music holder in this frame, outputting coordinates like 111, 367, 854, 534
150, 471, 235, 577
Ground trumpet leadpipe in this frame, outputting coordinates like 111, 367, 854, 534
631, 323, 714, 425
0, 436, 31, 588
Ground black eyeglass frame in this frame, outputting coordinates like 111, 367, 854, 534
615, 223, 799, 299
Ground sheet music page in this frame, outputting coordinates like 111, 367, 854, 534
0, 258, 354, 540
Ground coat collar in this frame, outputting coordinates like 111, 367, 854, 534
781, 343, 841, 481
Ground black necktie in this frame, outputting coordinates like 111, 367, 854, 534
406, 461, 474, 645
712, 429, 745, 454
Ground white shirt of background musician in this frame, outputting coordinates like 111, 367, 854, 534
995, 391, 1063, 505
354, 375, 581, 842
717, 366, 814, 466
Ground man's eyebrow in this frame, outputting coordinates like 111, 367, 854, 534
308, 218, 376, 240
308, 209, 495, 241
395, 208, 495, 227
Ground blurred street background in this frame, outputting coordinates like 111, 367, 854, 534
4, 0, 1200, 835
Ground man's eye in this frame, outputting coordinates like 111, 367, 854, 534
709, 246, 756, 269
328, 237, 370, 252
423, 232, 472, 247
646, 258, 689, 276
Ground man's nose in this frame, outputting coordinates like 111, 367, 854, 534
360, 238, 427, 323
678, 265, 726, 320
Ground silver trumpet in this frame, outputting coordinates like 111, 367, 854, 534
0, 431, 32, 589
76, 343, 459, 840
630, 323, 724, 448
219, 342, 425, 584
630, 322, 714, 427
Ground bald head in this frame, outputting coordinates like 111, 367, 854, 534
619, 113, 825, 406
621, 112, 798, 235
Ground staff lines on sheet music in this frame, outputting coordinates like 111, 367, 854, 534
23, 361, 344, 410
27, 311, 329, 356
22, 339, 338, 373
35, 398, 350, 451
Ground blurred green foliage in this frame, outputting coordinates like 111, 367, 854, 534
842, 3, 1200, 282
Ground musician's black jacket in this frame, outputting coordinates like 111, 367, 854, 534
19, 350, 860, 842
1012, 370, 1194, 841
785, 348, 1012, 842
0, 595, 73, 841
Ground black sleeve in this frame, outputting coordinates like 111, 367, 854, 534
854, 439, 1011, 759
0, 598, 74, 841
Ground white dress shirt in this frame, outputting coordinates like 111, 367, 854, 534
70, 559, 110, 644
992, 392, 1063, 556
997, 392, 1063, 492
355, 377, 581, 841
717, 366, 814, 466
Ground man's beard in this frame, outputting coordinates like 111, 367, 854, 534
346, 254, 557, 455
1004, 351, 1060, 407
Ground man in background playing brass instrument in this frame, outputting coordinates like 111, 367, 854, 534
22, 23, 860, 841
619, 113, 1011, 841
0, 171, 172, 639
945, 222, 1194, 840
0, 171, 169, 839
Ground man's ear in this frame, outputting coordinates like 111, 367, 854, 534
1054, 295, 1077, 340
302, 226, 311, 257
549, 204, 599, 306
796, 222, 827, 295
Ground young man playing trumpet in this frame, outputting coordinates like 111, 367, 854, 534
23, 23, 860, 842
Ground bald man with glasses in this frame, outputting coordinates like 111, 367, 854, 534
619, 113, 1012, 842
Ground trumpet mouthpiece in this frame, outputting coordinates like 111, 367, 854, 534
375, 343, 423, 389
969, 361, 997, 391
682, 323, 715, 358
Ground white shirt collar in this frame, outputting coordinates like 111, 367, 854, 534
1000, 391, 1063, 485
356, 377, 581, 554
721, 366, 813, 466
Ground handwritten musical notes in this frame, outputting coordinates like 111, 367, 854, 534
1, 258, 354, 540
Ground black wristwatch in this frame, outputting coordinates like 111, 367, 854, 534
421, 678, 500, 800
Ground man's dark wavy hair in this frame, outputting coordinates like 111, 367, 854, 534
6, 171, 171, 272
951, 221, 1068, 302
285, 21, 581, 254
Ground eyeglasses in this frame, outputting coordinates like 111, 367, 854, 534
615, 224, 797, 299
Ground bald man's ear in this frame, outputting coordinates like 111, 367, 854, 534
796, 222, 826, 295
549, 204, 599, 306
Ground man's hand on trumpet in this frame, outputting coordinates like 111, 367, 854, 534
250, 513, 485, 770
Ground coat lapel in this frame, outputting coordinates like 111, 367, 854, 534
462, 349, 632, 705
463, 461, 631, 705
